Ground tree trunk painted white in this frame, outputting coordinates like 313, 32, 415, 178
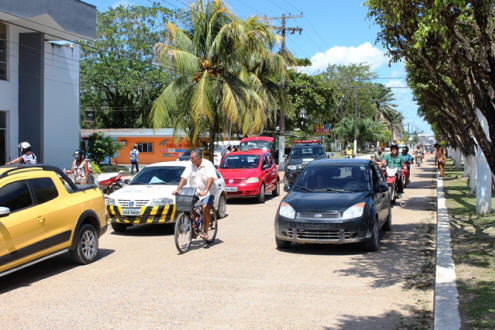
467, 155, 477, 193
462, 153, 469, 178
474, 109, 492, 215
476, 145, 492, 215
452, 149, 462, 169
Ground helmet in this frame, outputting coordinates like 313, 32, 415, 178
133, 144, 138, 149
403, 146, 409, 152
390, 144, 399, 151
18, 141, 31, 154
73, 149, 85, 158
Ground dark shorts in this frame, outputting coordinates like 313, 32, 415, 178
201, 195, 215, 207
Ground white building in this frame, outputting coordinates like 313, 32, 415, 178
0, 0, 96, 168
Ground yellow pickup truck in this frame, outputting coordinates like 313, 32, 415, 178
0, 165, 107, 278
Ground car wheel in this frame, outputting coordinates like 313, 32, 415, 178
272, 179, 280, 197
276, 237, 291, 249
71, 224, 99, 264
363, 217, 380, 252
111, 222, 129, 232
383, 205, 392, 231
257, 184, 265, 203
216, 194, 227, 219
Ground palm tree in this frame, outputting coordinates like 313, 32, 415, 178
382, 109, 403, 144
150, 0, 285, 158
372, 84, 396, 123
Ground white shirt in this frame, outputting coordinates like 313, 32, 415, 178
181, 158, 217, 195
21, 152, 37, 164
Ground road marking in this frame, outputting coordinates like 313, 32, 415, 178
434, 177, 461, 330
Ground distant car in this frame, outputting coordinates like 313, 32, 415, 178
106, 161, 227, 232
219, 150, 280, 203
275, 159, 391, 251
284, 143, 327, 190
0, 165, 107, 278
178, 150, 191, 161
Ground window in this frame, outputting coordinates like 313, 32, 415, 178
137, 142, 153, 153
0, 23, 7, 80
0, 181, 33, 212
30, 178, 58, 204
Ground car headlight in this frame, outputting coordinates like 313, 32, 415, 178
279, 202, 296, 219
287, 165, 297, 171
246, 177, 259, 183
342, 202, 365, 220
151, 198, 173, 206
106, 197, 116, 206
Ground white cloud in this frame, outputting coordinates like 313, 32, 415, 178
301, 42, 388, 75
111, 0, 133, 8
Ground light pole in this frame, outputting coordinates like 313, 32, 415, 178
353, 84, 358, 157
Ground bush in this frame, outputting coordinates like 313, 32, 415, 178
86, 133, 122, 164
90, 161, 101, 174
99, 165, 128, 173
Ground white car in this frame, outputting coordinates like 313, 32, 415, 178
106, 161, 227, 232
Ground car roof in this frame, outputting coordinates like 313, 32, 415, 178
224, 150, 266, 156
147, 161, 189, 167
291, 143, 324, 148
307, 158, 371, 167
240, 136, 274, 142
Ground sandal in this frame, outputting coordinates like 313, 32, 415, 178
201, 233, 208, 240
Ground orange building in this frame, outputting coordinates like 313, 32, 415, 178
81, 129, 207, 164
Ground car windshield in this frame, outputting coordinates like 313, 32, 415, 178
130, 166, 185, 185
220, 155, 260, 169
289, 147, 325, 159
293, 165, 370, 192
240, 140, 272, 151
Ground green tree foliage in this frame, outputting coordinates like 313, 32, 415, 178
80, 3, 178, 128
332, 116, 386, 147
150, 0, 290, 158
86, 133, 122, 164
366, 0, 495, 172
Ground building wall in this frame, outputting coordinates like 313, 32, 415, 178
43, 42, 80, 169
114, 137, 196, 164
0, 23, 23, 162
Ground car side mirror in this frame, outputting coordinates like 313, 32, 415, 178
214, 165, 218, 169
284, 184, 291, 192
376, 183, 388, 193
0, 206, 11, 217
123, 179, 130, 185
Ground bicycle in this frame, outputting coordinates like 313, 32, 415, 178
174, 187, 218, 253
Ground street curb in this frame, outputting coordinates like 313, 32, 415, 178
434, 176, 461, 330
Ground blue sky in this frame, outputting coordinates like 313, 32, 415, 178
86, 0, 431, 134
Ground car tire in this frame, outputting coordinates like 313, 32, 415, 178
257, 183, 265, 203
216, 194, 227, 219
363, 217, 380, 252
71, 224, 99, 265
272, 179, 280, 197
383, 205, 392, 231
276, 237, 291, 249
111, 222, 129, 232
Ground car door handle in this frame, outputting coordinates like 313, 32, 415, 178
37, 217, 46, 224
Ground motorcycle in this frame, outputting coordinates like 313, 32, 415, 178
402, 166, 410, 188
384, 166, 400, 204
415, 153, 423, 167
96, 172, 123, 195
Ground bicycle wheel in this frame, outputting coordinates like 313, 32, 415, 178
174, 212, 192, 253
205, 209, 218, 244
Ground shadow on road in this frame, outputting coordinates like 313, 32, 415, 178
227, 195, 276, 205
177, 238, 225, 254
0, 249, 115, 294
329, 306, 432, 329
111, 223, 175, 237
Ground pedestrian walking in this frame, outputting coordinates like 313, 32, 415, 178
65, 150, 93, 185
434, 143, 446, 177
130, 144, 140, 175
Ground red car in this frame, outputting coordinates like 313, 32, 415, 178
219, 150, 280, 203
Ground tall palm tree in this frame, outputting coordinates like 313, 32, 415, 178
372, 84, 396, 122
150, 0, 284, 158
382, 109, 403, 144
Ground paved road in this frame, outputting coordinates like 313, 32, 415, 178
0, 157, 437, 329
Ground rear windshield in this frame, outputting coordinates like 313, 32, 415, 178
240, 140, 272, 151
294, 165, 370, 192
130, 166, 185, 185
289, 147, 325, 159
220, 155, 260, 169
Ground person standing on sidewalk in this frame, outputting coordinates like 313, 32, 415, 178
434, 143, 446, 177
374, 146, 385, 164
130, 144, 139, 175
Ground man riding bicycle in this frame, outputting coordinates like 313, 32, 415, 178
173, 150, 217, 240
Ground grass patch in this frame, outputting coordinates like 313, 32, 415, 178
443, 159, 495, 329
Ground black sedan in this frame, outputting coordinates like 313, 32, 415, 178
275, 159, 391, 251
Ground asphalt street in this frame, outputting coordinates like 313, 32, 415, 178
0, 157, 437, 329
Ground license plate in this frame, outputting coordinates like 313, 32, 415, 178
122, 208, 141, 216
226, 187, 238, 192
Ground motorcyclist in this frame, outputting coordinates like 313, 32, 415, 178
6, 142, 37, 166
373, 146, 385, 163
380, 144, 406, 197
65, 150, 92, 185
414, 145, 424, 166
345, 145, 353, 158
401, 146, 413, 185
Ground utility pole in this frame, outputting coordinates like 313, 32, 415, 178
354, 84, 358, 157
265, 13, 303, 165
